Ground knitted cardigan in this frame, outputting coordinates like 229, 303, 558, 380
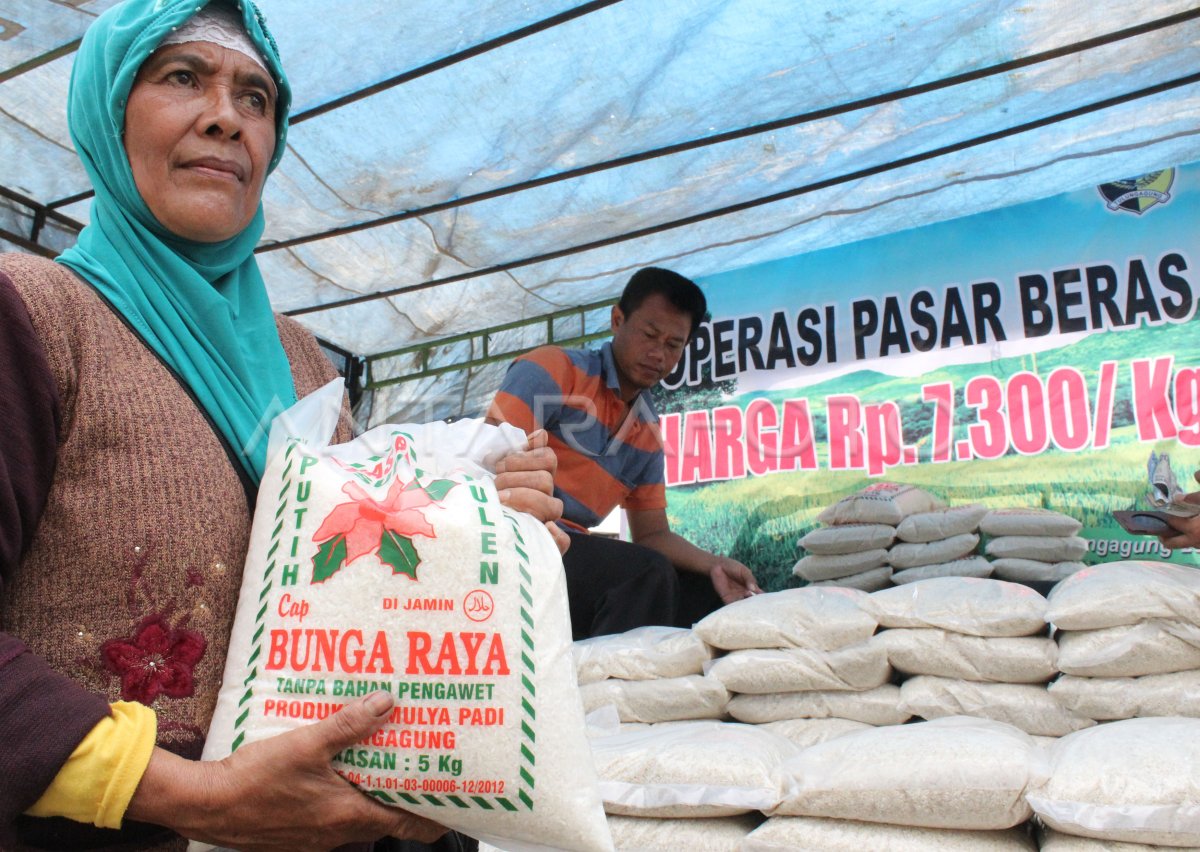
0, 253, 346, 851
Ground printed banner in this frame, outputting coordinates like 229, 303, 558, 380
653, 165, 1200, 592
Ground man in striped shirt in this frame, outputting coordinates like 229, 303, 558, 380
488, 267, 761, 639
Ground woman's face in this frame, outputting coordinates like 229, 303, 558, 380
124, 40, 277, 243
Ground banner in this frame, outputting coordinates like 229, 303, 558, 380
654, 165, 1200, 592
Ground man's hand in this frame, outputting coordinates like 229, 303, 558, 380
126, 692, 445, 852
1159, 472, 1200, 550
494, 429, 569, 554
709, 556, 762, 605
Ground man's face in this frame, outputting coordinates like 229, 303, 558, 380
610, 292, 692, 399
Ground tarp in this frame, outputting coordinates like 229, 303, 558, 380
2, 0, 1199, 423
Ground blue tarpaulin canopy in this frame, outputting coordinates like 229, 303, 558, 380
2, 0, 1198, 424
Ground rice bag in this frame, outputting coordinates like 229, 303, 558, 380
979, 508, 1083, 537
890, 556, 993, 584
886, 533, 980, 569
692, 587, 877, 651
772, 716, 1043, 830
591, 720, 797, 817
793, 549, 890, 582
817, 483, 945, 525
899, 675, 1094, 737
744, 816, 1037, 851
1048, 670, 1200, 720
862, 577, 1047, 637
1046, 561, 1200, 630
876, 628, 1057, 683
198, 380, 612, 852
578, 674, 730, 723
798, 523, 897, 555
896, 504, 989, 543
705, 641, 891, 694
573, 625, 713, 685
1027, 717, 1200, 846
727, 684, 910, 726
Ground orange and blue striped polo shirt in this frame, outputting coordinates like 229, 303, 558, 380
489, 342, 666, 531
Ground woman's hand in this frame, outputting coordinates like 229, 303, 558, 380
495, 430, 569, 554
126, 692, 445, 852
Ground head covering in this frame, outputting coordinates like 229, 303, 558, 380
56, 0, 296, 486
158, 3, 268, 73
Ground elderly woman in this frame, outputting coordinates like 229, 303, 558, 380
0, 1, 561, 850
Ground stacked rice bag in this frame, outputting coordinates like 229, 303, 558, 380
888, 503, 990, 584
1027, 717, 1200, 847
693, 588, 907, 728
576, 626, 726, 723
794, 483, 947, 590
982, 508, 1088, 587
862, 577, 1091, 737
1046, 561, 1200, 722
758, 716, 1044, 849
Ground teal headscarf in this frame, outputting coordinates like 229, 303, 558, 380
57, 0, 296, 485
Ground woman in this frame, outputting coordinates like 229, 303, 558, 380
0, 1, 562, 850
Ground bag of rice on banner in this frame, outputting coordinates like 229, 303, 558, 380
199, 381, 612, 852
979, 508, 1083, 537
798, 523, 897, 555
896, 504, 989, 543
990, 558, 1085, 585
891, 556, 993, 585
817, 483, 945, 525
985, 535, 1088, 562
887, 534, 981, 569
793, 549, 889, 582
810, 565, 894, 592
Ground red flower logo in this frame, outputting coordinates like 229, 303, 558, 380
100, 614, 206, 704
311, 477, 452, 582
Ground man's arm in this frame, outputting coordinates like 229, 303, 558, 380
626, 508, 761, 604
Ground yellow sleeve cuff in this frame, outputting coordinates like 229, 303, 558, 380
25, 701, 158, 829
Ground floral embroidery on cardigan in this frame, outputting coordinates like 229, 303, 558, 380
88, 543, 211, 705
100, 613, 207, 704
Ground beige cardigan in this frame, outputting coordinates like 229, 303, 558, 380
0, 252, 344, 851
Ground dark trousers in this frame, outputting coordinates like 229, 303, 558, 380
370, 833, 477, 852
562, 532, 725, 639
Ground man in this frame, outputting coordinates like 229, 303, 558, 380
488, 267, 761, 639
